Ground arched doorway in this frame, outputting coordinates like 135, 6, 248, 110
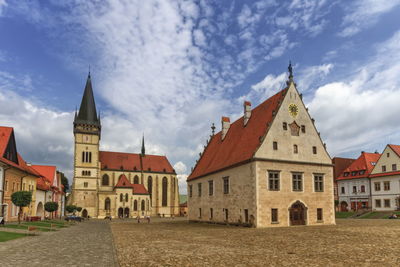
340, 201, 348, 212
124, 207, 130, 218
36, 202, 44, 218
82, 209, 88, 218
118, 207, 123, 218
289, 201, 306, 225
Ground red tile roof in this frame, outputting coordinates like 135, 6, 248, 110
114, 174, 149, 194
370, 170, 400, 178
188, 89, 286, 180
336, 152, 381, 180
388, 144, 400, 157
36, 177, 51, 191
99, 151, 174, 173
31, 165, 57, 189
0, 126, 41, 177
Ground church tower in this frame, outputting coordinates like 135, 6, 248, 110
71, 73, 101, 218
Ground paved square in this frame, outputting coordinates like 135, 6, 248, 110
111, 218, 400, 267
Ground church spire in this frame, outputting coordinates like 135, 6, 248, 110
288, 61, 294, 81
74, 72, 100, 127
141, 134, 145, 156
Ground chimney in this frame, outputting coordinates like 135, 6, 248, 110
221, 116, 230, 140
244, 101, 251, 126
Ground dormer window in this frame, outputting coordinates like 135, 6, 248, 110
343, 172, 349, 177
359, 170, 365, 175
351, 171, 357, 176
283, 122, 287, 130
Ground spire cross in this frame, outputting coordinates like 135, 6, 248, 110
211, 123, 216, 135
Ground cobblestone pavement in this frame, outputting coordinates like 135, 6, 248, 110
0, 220, 118, 267
111, 218, 400, 267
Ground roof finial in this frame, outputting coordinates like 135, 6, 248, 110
88, 64, 91, 77
288, 61, 293, 80
141, 133, 145, 156
211, 123, 216, 135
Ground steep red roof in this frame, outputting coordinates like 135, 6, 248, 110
37, 177, 51, 191
0, 126, 41, 177
114, 174, 149, 194
188, 89, 286, 180
31, 165, 57, 188
100, 151, 174, 173
388, 144, 400, 157
332, 157, 355, 180
337, 152, 381, 180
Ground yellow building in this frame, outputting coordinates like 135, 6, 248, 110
70, 74, 179, 218
187, 64, 335, 227
0, 126, 40, 222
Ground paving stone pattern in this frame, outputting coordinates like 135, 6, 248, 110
0, 220, 118, 267
112, 217, 400, 267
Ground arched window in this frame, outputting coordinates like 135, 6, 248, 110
125, 193, 129, 202
162, 177, 168, 207
105, 198, 111, 210
147, 176, 153, 197
134, 175, 139, 184
120, 194, 123, 202
141, 200, 145, 211
102, 174, 109, 186
133, 200, 138, 211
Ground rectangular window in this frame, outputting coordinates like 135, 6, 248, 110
387, 152, 390, 157
198, 183, 202, 197
273, 141, 278, 150
382, 165, 386, 172
392, 164, 397, 171
314, 175, 324, 192
208, 180, 213, 196
82, 151, 85, 163
384, 199, 390, 208
317, 208, 323, 221
271, 208, 278, 223
189, 185, 193, 197
283, 122, 287, 130
210, 208, 213, 220
375, 199, 381, 208
352, 186, 357, 193
293, 144, 298, 154
301, 125, 306, 133
292, 173, 303, 191
374, 182, 381, 191
84, 182, 88, 188
223, 177, 229, 194
341, 187, 345, 194
199, 208, 202, 218
312, 146, 317, 154
384, 181, 390, 191
244, 209, 249, 223
224, 208, 229, 221
268, 171, 280, 191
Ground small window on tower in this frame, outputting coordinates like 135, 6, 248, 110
301, 125, 305, 133
283, 122, 287, 130
293, 145, 298, 154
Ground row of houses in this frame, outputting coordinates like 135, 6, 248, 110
333, 144, 400, 212
0, 126, 65, 222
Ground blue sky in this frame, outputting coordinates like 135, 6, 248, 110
1, 0, 400, 193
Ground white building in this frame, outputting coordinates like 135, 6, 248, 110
370, 145, 400, 211
337, 152, 380, 211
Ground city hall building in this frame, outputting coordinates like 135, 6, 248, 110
70, 74, 179, 218
187, 65, 335, 227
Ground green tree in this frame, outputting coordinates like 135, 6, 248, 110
44, 202, 59, 219
65, 205, 77, 214
11, 191, 32, 224
58, 171, 69, 193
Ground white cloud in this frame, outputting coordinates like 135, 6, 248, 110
173, 161, 187, 174
0, 0, 7, 16
308, 30, 400, 156
298, 63, 333, 92
339, 0, 400, 37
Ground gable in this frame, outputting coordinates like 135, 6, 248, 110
370, 145, 400, 175
337, 152, 380, 180
254, 82, 331, 164
2, 129, 18, 164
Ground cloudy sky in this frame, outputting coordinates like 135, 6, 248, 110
0, 0, 399, 194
